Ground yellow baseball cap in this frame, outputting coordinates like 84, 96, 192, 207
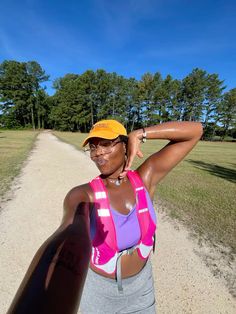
82, 119, 127, 147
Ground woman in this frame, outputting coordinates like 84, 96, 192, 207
8, 120, 202, 314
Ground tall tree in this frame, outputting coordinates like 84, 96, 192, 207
217, 88, 236, 140
203, 73, 225, 139
96, 71, 109, 117
35, 89, 50, 129
100, 73, 131, 124
138, 72, 156, 125
124, 77, 139, 131
79, 70, 97, 128
153, 74, 181, 123
0, 60, 49, 129
181, 68, 207, 121
164, 76, 182, 121
0, 61, 32, 127
26, 61, 49, 129
50, 74, 83, 131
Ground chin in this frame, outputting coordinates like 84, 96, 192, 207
99, 169, 113, 176
96, 166, 114, 177
96, 165, 109, 175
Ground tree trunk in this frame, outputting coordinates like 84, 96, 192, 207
131, 114, 136, 132
37, 110, 41, 129
31, 106, 35, 130
90, 102, 94, 126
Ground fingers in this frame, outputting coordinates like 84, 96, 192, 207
119, 154, 134, 179
119, 170, 128, 179
136, 150, 144, 158
119, 134, 144, 178
126, 150, 143, 169
120, 148, 143, 178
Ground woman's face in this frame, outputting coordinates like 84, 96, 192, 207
88, 137, 126, 176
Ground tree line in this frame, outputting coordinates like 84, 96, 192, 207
0, 60, 235, 140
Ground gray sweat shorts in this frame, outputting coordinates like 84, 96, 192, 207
79, 260, 156, 314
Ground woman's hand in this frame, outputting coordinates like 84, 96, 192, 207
119, 130, 144, 178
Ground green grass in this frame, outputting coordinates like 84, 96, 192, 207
52, 131, 88, 150
0, 130, 38, 199
53, 131, 236, 253
143, 141, 236, 252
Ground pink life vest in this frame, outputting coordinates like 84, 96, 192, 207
89, 170, 156, 275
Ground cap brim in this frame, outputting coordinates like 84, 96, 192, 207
82, 130, 120, 147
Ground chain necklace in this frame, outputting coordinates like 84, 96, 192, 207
106, 177, 126, 186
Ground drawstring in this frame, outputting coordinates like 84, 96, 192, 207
116, 247, 136, 293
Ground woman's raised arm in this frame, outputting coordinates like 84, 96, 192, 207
124, 121, 203, 197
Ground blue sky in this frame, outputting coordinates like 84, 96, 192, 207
0, 0, 235, 95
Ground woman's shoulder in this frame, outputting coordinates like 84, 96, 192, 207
61, 183, 94, 227
135, 168, 155, 199
64, 183, 94, 213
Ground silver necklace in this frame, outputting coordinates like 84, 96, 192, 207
107, 177, 124, 186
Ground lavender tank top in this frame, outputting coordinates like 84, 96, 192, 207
90, 189, 157, 252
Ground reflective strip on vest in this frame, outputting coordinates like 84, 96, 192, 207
92, 247, 118, 274
95, 191, 106, 199
97, 208, 110, 217
137, 242, 153, 258
138, 208, 148, 213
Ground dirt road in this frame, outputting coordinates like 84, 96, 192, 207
0, 132, 235, 313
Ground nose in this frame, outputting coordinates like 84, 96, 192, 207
92, 145, 104, 157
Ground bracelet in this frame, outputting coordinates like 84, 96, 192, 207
141, 127, 147, 143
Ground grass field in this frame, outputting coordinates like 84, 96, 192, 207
0, 130, 38, 199
53, 131, 236, 253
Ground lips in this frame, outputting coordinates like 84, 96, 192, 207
94, 157, 107, 166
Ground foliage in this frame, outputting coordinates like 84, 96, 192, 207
217, 88, 236, 140
1, 59, 235, 139
0, 60, 49, 129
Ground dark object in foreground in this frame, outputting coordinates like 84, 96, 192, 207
7, 203, 91, 314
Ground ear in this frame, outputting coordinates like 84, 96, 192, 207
122, 142, 127, 155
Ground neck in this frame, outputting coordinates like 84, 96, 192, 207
106, 176, 126, 186
101, 166, 127, 187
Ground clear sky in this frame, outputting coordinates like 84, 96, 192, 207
0, 0, 235, 95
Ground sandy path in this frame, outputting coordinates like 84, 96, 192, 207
0, 132, 235, 314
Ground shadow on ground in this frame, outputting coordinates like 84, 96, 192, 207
186, 160, 236, 184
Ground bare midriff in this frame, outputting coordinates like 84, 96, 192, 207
89, 248, 147, 279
